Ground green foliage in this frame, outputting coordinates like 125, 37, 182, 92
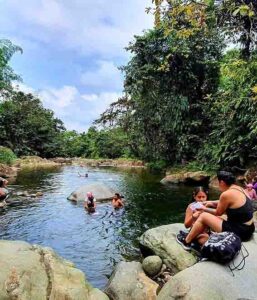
199, 50, 257, 167
97, 8, 223, 163
0, 39, 22, 93
216, 0, 257, 59
0, 91, 65, 157
0, 146, 17, 165
60, 126, 132, 159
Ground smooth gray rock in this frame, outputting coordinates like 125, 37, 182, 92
161, 171, 210, 185
67, 183, 115, 202
139, 224, 197, 273
142, 256, 163, 277
0, 240, 94, 299
157, 234, 257, 300
105, 261, 158, 300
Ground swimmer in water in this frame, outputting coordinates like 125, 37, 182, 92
84, 192, 96, 213
112, 193, 124, 209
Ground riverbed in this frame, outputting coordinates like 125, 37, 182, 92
0, 165, 217, 289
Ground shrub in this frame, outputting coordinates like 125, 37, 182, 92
0, 146, 17, 165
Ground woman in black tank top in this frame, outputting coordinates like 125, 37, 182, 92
177, 171, 255, 249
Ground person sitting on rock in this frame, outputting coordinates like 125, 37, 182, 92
177, 171, 255, 250
183, 187, 210, 246
84, 192, 96, 213
112, 193, 124, 209
245, 183, 257, 200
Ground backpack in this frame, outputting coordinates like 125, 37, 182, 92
201, 232, 242, 264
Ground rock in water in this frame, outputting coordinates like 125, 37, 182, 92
105, 261, 158, 300
161, 171, 210, 185
0, 240, 109, 300
139, 224, 197, 273
157, 234, 257, 300
142, 256, 163, 277
67, 183, 115, 202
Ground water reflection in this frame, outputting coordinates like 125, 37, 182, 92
0, 166, 219, 289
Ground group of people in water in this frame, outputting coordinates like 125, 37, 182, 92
177, 171, 256, 251
84, 191, 124, 213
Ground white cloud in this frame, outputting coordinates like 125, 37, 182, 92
80, 60, 123, 91
17, 83, 121, 132
0, 0, 153, 59
39, 85, 78, 108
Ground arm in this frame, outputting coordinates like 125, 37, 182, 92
184, 206, 194, 228
253, 190, 257, 200
201, 194, 228, 216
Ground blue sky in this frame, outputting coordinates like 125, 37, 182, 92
0, 0, 153, 132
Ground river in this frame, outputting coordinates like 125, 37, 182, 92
0, 165, 217, 289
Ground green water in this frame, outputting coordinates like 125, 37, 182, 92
0, 165, 218, 289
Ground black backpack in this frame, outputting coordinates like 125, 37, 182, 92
201, 232, 243, 265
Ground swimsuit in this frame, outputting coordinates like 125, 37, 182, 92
222, 188, 255, 241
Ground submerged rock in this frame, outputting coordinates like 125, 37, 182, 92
157, 233, 257, 300
105, 261, 158, 300
161, 171, 210, 185
0, 240, 108, 300
67, 183, 115, 202
139, 224, 197, 273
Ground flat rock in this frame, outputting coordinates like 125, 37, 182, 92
157, 233, 257, 300
0, 240, 95, 299
67, 183, 115, 202
161, 171, 210, 185
105, 261, 158, 300
139, 224, 197, 273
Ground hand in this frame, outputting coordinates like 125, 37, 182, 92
193, 211, 202, 219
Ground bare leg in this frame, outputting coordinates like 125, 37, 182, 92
186, 212, 223, 243
197, 233, 209, 246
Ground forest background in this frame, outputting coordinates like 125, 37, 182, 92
1, 0, 257, 171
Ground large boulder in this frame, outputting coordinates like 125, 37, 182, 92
105, 261, 158, 300
67, 183, 115, 202
157, 234, 257, 300
0, 240, 108, 300
139, 224, 197, 273
161, 171, 210, 185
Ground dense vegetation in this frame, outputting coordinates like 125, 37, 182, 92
97, 0, 257, 169
1, 0, 257, 169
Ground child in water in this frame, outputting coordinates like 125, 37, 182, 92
84, 192, 96, 213
112, 193, 124, 209
182, 187, 209, 246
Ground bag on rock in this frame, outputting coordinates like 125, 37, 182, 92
201, 232, 241, 264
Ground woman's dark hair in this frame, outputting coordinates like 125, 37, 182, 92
191, 186, 209, 202
115, 193, 121, 198
217, 171, 236, 186
0, 180, 4, 188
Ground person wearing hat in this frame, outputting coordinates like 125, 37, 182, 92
245, 183, 257, 200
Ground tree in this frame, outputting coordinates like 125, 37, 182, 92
0, 39, 22, 94
216, 0, 257, 59
0, 91, 65, 157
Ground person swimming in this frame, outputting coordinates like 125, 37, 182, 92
112, 193, 124, 209
84, 192, 96, 213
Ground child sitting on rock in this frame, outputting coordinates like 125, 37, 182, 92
177, 187, 210, 250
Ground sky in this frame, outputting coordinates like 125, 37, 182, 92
0, 0, 153, 132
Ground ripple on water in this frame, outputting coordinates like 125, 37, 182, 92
0, 165, 207, 289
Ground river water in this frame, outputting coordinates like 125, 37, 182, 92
0, 165, 217, 289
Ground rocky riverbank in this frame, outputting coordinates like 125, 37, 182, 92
104, 223, 257, 300
0, 240, 108, 300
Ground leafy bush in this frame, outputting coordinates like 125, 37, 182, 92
0, 146, 17, 165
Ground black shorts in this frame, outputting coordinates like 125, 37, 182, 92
222, 221, 255, 241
